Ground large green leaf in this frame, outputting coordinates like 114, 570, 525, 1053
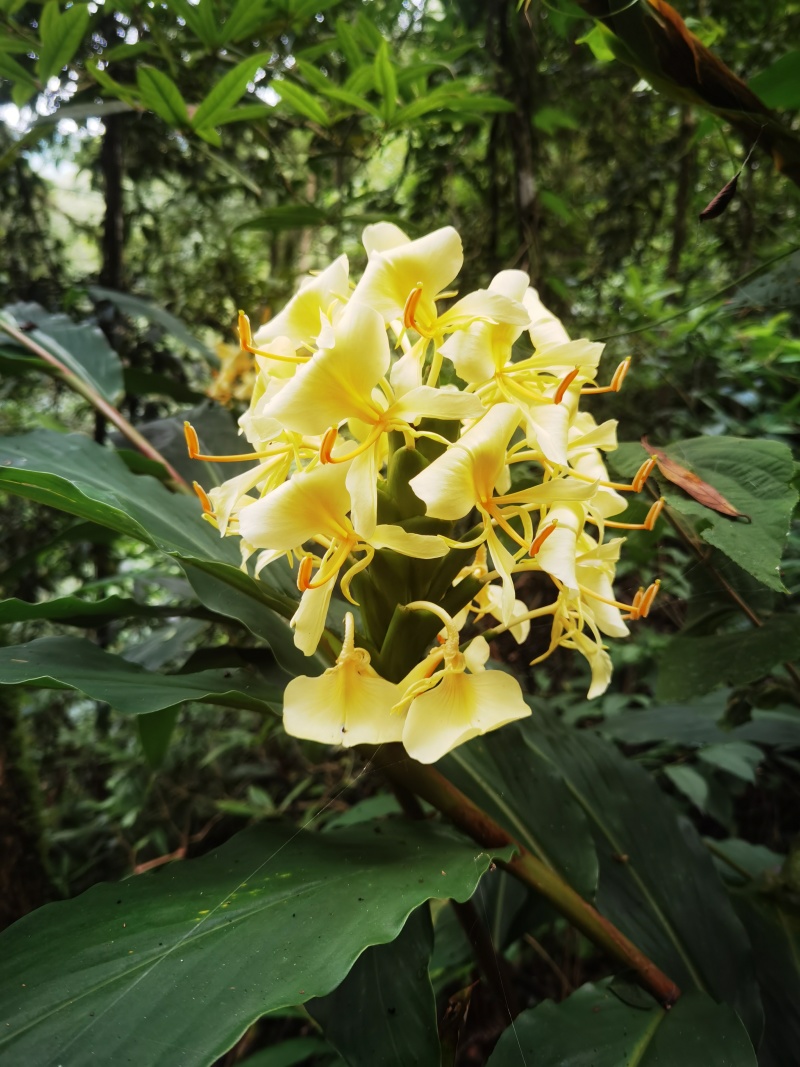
486, 979, 756, 1066
1, 302, 124, 403
656, 613, 800, 701
522, 713, 763, 1041
441, 722, 598, 900
308, 905, 439, 1067
88, 287, 218, 362
611, 437, 797, 592
0, 431, 307, 673
0, 636, 282, 715
0, 593, 169, 627
0, 819, 514, 1066
750, 50, 800, 110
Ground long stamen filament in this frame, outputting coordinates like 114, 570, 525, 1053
581, 357, 631, 395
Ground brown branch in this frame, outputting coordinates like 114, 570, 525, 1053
367, 744, 681, 1008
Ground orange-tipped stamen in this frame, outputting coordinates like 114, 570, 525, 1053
638, 578, 661, 617
554, 368, 580, 405
631, 456, 657, 492
297, 555, 314, 592
582, 357, 632, 395
601, 497, 665, 531
319, 427, 339, 464
192, 481, 213, 515
237, 309, 253, 351
403, 283, 424, 332
579, 583, 639, 614
184, 421, 201, 459
530, 520, 558, 556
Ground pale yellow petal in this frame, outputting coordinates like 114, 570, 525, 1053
370, 524, 448, 558
254, 254, 349, 349
239, 463, 350, 550
362, 221, 410, 255
535, 502, 585, 590
402, 669, 530, 763
347, 442, 380, 539
490, 269, 531, 304
523, 287, 571, 350
391, 384, 484, 422
263, 303, 389, 434
291, 576, 336, 656
283, 661, 402, 746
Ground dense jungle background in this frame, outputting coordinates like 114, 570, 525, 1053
1, 1, 799, 1064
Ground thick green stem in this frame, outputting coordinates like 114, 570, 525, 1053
368, 744, 681, 1008
0, 319, 190, 491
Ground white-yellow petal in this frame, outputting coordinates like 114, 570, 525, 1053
283, 660, 402, 746
402, 668, 530, 763
239, 463, 350, 551
254, 254, 349, 349
291, 577, 336, 656
523, 288, 571, 351
362, 221, 410, 255
370, 525, 448, 558
535, 502, 585, 591
262, 303, 389, 435
350, 226, 463, 326
391, 384, 484, 423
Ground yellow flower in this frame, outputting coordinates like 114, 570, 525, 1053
283, 612, 402, 746
396, 605, 530, 764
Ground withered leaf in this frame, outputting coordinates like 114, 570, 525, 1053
699, 171, 740, 221
641, 437, 750, 521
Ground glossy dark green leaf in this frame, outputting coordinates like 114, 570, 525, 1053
37, 0, 90, 81
441, 722, 598, 900
0, 636, 282, 715
0, 431, 306, 672
656, 614, 800, 701
136, 66, 189, 126
238, 1037, 341, 1067
1, 302, 124, 403
611, 437, 797, 591
487, 979, 756, 1066
0, 50, 36, 88
308, 905, 439, 1067
599, 699, 728, 746
137, 706, 179, 767
522, 713, 763, 1041
0, 593, 168, 627
0, 819, 514, 1066
89, 287, 218, 362
192, 54, 269, 131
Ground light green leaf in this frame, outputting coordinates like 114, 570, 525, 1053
611, 437, 798, 591
442, 722, 598, 900
656, 614, 800, 701
191, 53, 269, 131
37, 0, 90, 81
750, 50, 800, 110
0, 820, 514, 1066
168, 0, 220, 48
576, 23, 617, 62
308, 906, 439, 1067
275, 79, 331, 126
1, 302, 124, 403
219, 0, 270, 44
373, 39, 397, 122
532, 106, 580, 134
0, 636, 282, 715
335, 18, 364, 70
487, 980, 756, 1066
698, 741, 763, 784
0, 50, 37, 88
136, 65, 189, 126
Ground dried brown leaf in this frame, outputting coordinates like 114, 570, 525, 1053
641, 437, 750, 520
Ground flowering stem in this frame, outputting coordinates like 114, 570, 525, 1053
367, 744, 681, 1008
1, 318, 190, 491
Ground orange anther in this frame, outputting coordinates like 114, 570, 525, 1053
643, 497, 665, 531
297, 555, 314, 592
238, 309, 254, 352
192, 481, 213, 515
403, 284, 424, 332
184, 421, 200, 459
530, 520, 558, 556
639, 578, 661, 617
319, 427, 339, 464
611, 356, 632, 391
554, 368, 579, 405
632, 456, 657, 493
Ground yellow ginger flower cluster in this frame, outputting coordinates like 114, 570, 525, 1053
187, 223, 662, 764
